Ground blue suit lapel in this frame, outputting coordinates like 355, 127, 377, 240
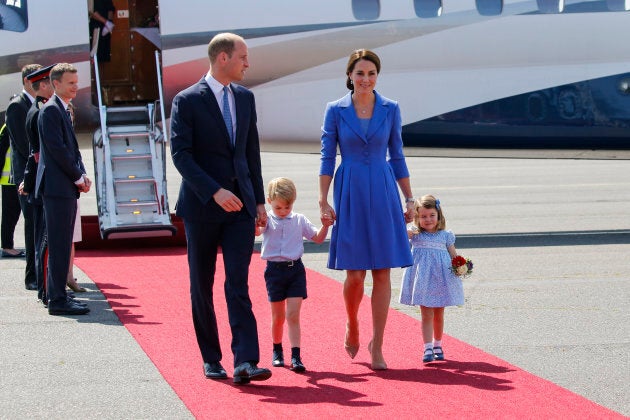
366, 92, 388, 141
199, 78, 233, 149
338, 93, 367, 143
232, 84, 248, 148
53, 96, 82, 165
339, 91, 390, 143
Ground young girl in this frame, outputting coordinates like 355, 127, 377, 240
399, 194, 464, 363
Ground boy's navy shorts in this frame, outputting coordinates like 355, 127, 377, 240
264, 258, 307, 302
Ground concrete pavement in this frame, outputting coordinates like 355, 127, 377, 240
1, 140, 628, 418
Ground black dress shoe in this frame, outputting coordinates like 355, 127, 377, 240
48, 301, 90, 315
25, 282, 37, 290
2, 249, 25, 258
233, 362, 272, 384
290, 356, 306, 373
67, 296, 88, 307
203, 362, 227, 379
272, 350, 284, 367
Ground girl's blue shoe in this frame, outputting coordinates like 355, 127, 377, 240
422, 348, 434, 363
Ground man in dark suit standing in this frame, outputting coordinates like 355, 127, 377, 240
36, 63, 91, 316
170, 33, 271, 384
5, 64, 40, 289
22, 64, 55, 305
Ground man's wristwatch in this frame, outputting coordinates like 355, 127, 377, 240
405, 197, 415, 204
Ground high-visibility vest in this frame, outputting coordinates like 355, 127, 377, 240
0, 124, 12, 185
0, 147, 11, 185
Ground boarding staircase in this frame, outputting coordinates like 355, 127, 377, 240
92, 52, 176, 239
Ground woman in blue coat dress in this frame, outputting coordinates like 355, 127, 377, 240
319, 49, 415, 370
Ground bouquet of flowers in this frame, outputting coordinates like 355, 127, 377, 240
451, 255, 473, 278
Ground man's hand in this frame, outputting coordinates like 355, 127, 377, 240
17, 181, 27, 196
213, 188, 243, 212
77, 175, 91, 194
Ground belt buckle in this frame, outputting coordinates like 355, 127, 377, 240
287, 260, 294, 267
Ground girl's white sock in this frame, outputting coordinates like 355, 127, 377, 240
424, 342, 433, 351
433, 340, 442, 348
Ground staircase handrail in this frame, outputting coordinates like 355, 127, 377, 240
92, 53, 108, 147
154, 50, 168, 143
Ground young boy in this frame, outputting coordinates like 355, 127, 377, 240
255, 177, 332, 372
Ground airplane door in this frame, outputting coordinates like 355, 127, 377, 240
91, 0, 161, 106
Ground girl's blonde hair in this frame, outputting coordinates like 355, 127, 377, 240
267, 177, 297, 203
413, 194, 446, 232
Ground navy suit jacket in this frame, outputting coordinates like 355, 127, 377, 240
23, 96, 47, 195
35, 95, 85, 199
170, 78, 265, 221
5, 92, 32, 185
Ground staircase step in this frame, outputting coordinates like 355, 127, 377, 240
112, 154, 152, 160
109, 132, 150, 139
114, 177, 155, 183
101, 223, 177, 240
106, 106, 150, 126
116, 201, 158, 207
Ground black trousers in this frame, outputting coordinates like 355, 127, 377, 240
17, 192, 36, 286
31, 197, 47, 300
42, 195, 76, 308
1, 184, 21, 249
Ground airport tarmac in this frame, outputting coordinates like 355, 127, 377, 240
1, 138, 628, 418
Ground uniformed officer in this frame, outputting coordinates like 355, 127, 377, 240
22, 64, 55, 305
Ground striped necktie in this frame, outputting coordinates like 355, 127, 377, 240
222, 87, 234, 145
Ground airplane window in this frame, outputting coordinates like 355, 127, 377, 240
414, 0, 443, 17
352, 0, 380, 20
476, 0, 503, 15
0, 0, 28, 32
536, 0, 565, 13
606, 0, 630, 11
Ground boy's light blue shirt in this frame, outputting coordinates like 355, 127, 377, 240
260, 211, 318, 261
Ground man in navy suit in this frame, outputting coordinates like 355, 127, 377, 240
170, 33, 271, 384
36, 63, 91, 316
22, 64, 55, 305
5, 64, 41, 289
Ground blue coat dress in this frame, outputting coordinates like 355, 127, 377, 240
320, 91, 413, 270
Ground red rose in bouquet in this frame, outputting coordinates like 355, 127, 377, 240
451, 255, 473, 278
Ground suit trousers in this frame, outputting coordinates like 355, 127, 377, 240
31, 197, 47, 300
17, 193, 36, 286
1, 184, 21, 249
42, 195, 76, 307
184, 209, 260, 367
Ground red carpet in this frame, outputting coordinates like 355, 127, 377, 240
75, 248, 621, 419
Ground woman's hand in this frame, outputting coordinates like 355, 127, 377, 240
320, 201, 336, 225
404, 201, 415, 223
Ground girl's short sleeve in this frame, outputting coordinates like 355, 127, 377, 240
445, 230, 456, 247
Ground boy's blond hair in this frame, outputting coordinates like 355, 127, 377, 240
267, 177, 296, 203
